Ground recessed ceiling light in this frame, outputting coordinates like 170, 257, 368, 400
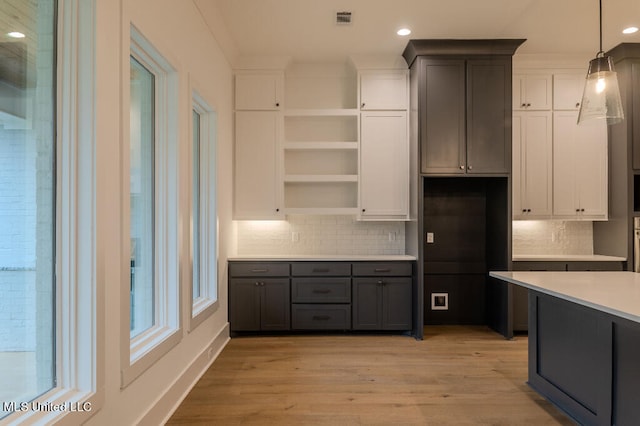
397, 28, 411, 36
623, 26, 639, 34
7, 31, 25, 38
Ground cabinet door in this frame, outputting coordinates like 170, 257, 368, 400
575, 118, 608, 218
553, 74, 585, 110
261, 279, 291, 331
553, 111, 608, 219
467, 59, 511, 174
513, 74, 552, 110
352, 279, 381, 330
360, 111, 409, 219
381, 278, 412, 330
235, 72, 283, 110
420, 58, 466, 174
360, 71, 408, 110
512, 111, 553, 219
234, 111, 283, 219
229, 279, 261, 331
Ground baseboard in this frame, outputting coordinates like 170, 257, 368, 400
137, 323, 230, 425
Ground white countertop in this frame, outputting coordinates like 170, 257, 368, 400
228, 254, 417, 261
512, 254, 626, 262
490, 271, 640, 323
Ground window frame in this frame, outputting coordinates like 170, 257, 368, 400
188, 86, 219, 331
120, 25, 181, 387
0, 0, 103, 424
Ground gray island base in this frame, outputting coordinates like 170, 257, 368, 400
490, 271, 640, 426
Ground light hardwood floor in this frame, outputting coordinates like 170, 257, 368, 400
167, 326, 574, 425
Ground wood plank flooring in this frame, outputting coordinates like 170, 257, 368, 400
167, 326, 573, 425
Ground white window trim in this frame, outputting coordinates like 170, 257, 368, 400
120, 25, 181, 387
1, 1, 102, 425
188, 86, 219, 331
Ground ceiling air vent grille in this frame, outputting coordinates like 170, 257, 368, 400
336, 11, 352, 25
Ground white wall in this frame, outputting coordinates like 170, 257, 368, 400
86, 1, 235, 424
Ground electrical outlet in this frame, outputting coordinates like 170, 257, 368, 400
426, 232, 434, 244
388, 232, 396, 242
291, 232, 299, 242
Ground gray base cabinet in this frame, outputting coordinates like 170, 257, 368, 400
229, 260, 415, 334
229, 262, 291, 332
352, 262, 413, 330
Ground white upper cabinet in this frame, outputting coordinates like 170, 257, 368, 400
553, 73, 586, 110
512, 111, 553, 219
360, 111, 409, 220
235, 72, 284, 110
513, 73, 552, 110
360, 71, 409, 110
234, 111, 283, 219
553, 111, 608, 220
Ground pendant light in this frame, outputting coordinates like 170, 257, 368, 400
577, 0, 624, 125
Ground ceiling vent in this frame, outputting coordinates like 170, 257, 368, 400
336, 11, 352, 25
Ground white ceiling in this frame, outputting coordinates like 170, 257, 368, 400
196, 0, 640, 64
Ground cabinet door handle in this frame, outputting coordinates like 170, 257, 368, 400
361, 102, 365, 108
374, 268, 391, 272
275, 102, 280, 107
576, 102, 580, 108
581, 208, 585, 212
521, 103, 526, 107
312, 315, 331, 321
312, 289, 331, 294
526, 103, 531, 107
522, 209, 527, 213
377, 280, 385, 285
459, 165, 465, 170
251, 269, 269, 273
468, 165, 473, 170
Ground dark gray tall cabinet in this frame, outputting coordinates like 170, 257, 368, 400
593, 43, 640, 267
403, 40, 525, 338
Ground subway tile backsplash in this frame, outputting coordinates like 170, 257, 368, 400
236, 215, 405, 255
512, 220, 594, 255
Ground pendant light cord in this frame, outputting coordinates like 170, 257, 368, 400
598, 0, 604, 55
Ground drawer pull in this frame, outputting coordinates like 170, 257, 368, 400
312, 289, 331, 294
312, 315, 331, 321
312, 268, 330, 273
374, 268, 391, 273
250, 268, 269, 273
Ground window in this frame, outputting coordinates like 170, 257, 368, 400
122, 25, 180, 386
130, 56, 155, 338
190, 90, 218, 329
0, 0, 57, 416
1, 0, 100, 423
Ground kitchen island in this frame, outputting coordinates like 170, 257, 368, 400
490, 271, 640, 426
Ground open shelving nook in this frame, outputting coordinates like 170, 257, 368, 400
282, 62, 360, 214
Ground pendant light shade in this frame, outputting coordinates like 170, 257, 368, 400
577, 0, 624, 125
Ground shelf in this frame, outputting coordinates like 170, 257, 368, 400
284, 174, 358, 183
284, 207, 360, 215
284, 142, 358, 150
284, 108, 359, 116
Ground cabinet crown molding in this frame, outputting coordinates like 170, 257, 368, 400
402, 39, 526, 67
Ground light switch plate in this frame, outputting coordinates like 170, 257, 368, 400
426, 232, 434, 244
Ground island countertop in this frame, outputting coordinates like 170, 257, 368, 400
490, 271, 640, 324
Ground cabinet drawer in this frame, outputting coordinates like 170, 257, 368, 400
292, 304, 351, 330
352, 262, 412, 276
229, 262, 289, 277
291, 278, 351, 303
291, 262, 351, 276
